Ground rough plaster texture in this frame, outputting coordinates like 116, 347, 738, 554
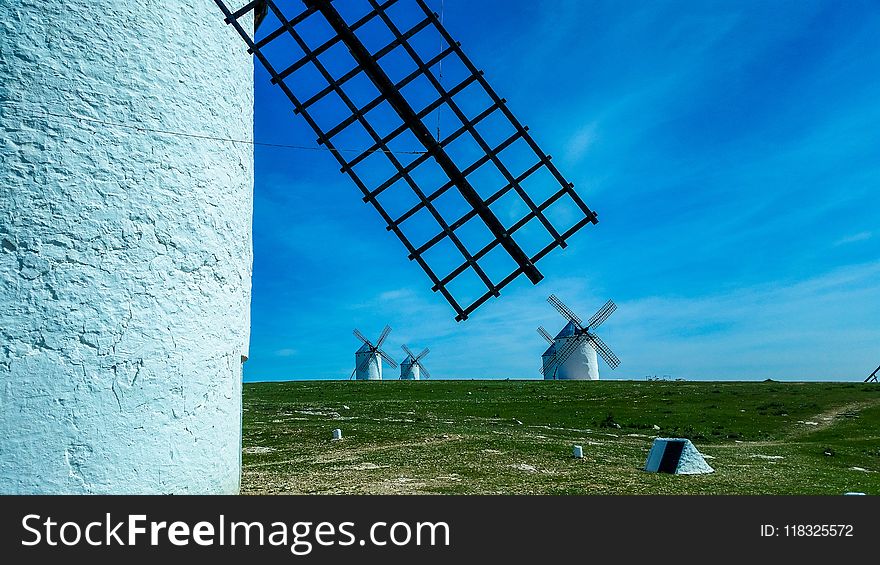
400, 359, 420, 380
355, 345, 382, 380
555, 341, 599, 381
0, 1, 254, 493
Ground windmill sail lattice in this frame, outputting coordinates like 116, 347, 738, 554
214, 0, 599, 321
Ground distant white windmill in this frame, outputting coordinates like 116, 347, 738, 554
400, 345, 431, 381
540, 295, 620, 380
351, 326, 398, 381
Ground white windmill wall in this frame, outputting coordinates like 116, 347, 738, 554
355, 346, 383, 380
541, 345, 557, 380
554, 338, 600, 381
0, 2, 253, 493
400, 359, 420, 380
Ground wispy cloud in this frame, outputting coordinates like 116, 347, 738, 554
834, 232, 872, 246
249, 261, 880, 381
607, 261, 880, 380
564, 122, 599, 164
377, 289, 411, 301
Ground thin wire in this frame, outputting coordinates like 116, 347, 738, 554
435, 0, 445, 141
2, 102, 426, 156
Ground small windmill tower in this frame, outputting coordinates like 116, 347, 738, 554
541, 295, 620, 380
400, 345, 431, 380
352, 326, 397, 381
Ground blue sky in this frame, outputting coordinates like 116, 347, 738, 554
245, 0, 880, 382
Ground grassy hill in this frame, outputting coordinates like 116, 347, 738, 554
242, 380, 880, 494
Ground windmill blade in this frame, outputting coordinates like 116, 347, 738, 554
551, 334, 589, 369
587, 299, 617, 330
415, 348, 430, 362
378, 348, 399, 369
401, 344, 417, 361
253, 0, 268, 31
375, 325, 392, 348
547, 294, 584, 329
418, 363, 431, 379
587, 332, 620, 369
214, 0, 600, 322
353, 328, 374, 349
349, 367, 358, 381
537, 326, 555, 345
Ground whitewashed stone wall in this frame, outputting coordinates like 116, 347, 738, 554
400, 359, 419, 380
555, 340, 600, 380
355, 347, 382, 380
0, 0, 254, 493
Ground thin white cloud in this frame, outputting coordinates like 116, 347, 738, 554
834, 231, 872, 246
564, 122, 599, 164
606, 261, 880, 380
276, 262, 880, 381
378, 289, 415, 302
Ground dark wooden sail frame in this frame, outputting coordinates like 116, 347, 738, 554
215, 0, 599, 321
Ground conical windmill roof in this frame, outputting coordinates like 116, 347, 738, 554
554, 321, 578, 340
356, 343, 373, 354
541, 342, 557, 357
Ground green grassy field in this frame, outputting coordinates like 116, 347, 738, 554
242, 380, 880, 495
